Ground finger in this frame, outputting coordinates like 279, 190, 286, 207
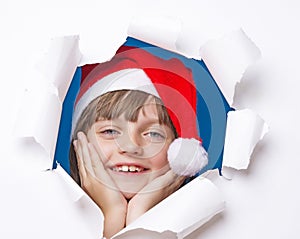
88, 142, 106, 178
87, 142, 120, 190
139, 171, 173, 193
166, 170, 187, 190
160, 172, 186, 198
77, 131, 94, 176
73, 139, 87, 181
172, 174, 186, 190
143, 170, 185, 193
158, 170, 179, 187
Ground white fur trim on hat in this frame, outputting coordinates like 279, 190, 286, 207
72, 68, 160, 135
167, 138, 208, 176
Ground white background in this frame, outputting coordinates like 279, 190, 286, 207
0, 0, 299, 238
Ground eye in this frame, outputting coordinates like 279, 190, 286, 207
148, 131, 164, 138
98, 129, 120, 139
144, 131, 166, 142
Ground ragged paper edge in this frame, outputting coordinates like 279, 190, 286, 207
125, 16, 267, 236
36, 35, 82, 102
54, 164, 104, 238
127, 16, 182, 54
112, 177, 225, 239
13, 17, 266, 238
128, 16, 267, 175
52, 165, 225, 239
128, 17, 261, 106
14, 35, 81, 168
58, 169, 225, 239
199, 28, 261, 106
221, 109, 269, 179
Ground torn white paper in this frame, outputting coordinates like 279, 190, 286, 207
127, 16, 182, 53
199, 29, 261, 105
36, 35, 81, 102
54, 164, 104, 238
113, 177, 225, 239
127, 16, 266, 175
222, 109, 269, 179
128, 17, 261, 106
55, 164, 85, 202
15, 36, 81, 166
14, 18, 266, 239
14, 88, 62, 165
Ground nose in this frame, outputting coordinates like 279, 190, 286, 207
116, 133, 143, 157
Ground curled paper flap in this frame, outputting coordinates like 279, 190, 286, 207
36, 35, 81, 101
127, 16, 182, 53
112, 229, 176, 239
128, 18, 261, 109
175, 17, 237, 59
202, 168, 223, 183
54, 164, 104, 238
113, 177, 225, 239
15, 36, 81, 165
14, 88, 62, 165
200, 29, 261, 105
222, 109, 269, 179
55, 164, 85, 202
14, 26, 265, 237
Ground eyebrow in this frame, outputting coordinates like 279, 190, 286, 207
136, 117, 167, 129
96, 113, 165, 126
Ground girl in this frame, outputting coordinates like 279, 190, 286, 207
69, 47, 208, 238
71, 90, 185, 238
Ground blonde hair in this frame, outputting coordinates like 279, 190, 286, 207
70, 90, 177, 184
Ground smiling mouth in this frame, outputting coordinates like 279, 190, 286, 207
111, 165, 148, 173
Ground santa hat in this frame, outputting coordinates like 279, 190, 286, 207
72, 46, 208, 177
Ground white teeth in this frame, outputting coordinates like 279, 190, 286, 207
122, 165, 129, 171
129, 166, 135, 172
113, 165, 143, 172
136, 167, 142, 172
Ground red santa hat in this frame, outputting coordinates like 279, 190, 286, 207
72, 46, 208, 176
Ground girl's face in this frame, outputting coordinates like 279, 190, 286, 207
86, 102, 175, 199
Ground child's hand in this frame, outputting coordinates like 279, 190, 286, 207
74, 132, 127, 238
126, 170, 186, 224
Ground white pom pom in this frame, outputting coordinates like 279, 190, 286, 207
167, 138, 208, 176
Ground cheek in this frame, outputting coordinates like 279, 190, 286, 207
147, 144, 170, 170
86, 129, 115, 164
86, 128, 98, 146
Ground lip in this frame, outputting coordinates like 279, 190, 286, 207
109, 163, 150, 175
